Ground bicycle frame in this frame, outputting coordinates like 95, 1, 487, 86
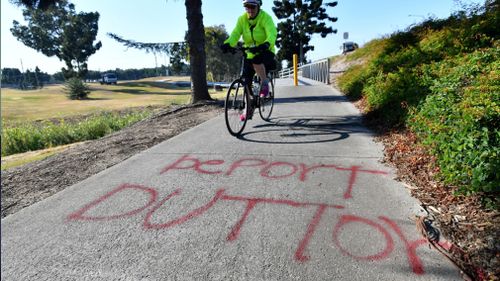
224, 45, 276, 136
234, 45, 275, 96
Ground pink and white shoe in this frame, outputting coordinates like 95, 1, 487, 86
240, 107, 254, 121
259, 82, 269, 98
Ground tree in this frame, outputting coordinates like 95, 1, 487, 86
10, 0, 102, 79
64, 77, 90, 100
184, 0, 211, 103
34, 66, 43, 88
108, 33, 182, 77
110, 25, 238, 80
204, 25, 240, 82
169, 43, 188, 75
2, 66, 50, 89
9, 0, 58, 10
110, 0, 213, 103
108, 33, 189, 76
272, 0, 338, 65
1, 68, 22, 85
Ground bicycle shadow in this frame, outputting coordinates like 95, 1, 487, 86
236, 115, 372, 144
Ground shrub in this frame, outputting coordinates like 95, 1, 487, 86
337, 64, 369, 100
64, 78, 90, 100
409, 49, 499, 195
336, 1, 499, 201
363, 67, 429, 126
383, 30, 419, 54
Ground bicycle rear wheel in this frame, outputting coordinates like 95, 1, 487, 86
225, 79, 249, 136
259, 78, 274, 121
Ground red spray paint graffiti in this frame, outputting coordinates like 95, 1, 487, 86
332, 215, 427, 275
160, 155, 388, 199
67, 183, 158, 221
333, 215, 395, 261
67, 184, 427, 274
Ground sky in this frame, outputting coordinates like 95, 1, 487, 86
1, 0, 485, 74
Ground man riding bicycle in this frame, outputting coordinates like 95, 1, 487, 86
221, 0, 277, 105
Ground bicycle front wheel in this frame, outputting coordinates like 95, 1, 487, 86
259, 78, 274, 121
225, 79, 249, 136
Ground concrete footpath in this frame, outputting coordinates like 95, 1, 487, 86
1, 78, 462, 280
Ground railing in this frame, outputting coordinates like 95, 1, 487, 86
277, 58, 330, 84
278, 65, 299, 79
299, 59, 330, 84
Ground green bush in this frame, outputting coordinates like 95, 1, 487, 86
336, 1, 499, 201
419, 28, 462, 58
374, 47, 422, 73
337, 64, 369, 100
410, 49, 499, 195
64, 78, 90, 100
361, 65, 430, 127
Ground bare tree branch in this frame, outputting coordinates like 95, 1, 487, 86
107, 33, 185, 55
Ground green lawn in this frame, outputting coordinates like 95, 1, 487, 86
1, 77, 197, 123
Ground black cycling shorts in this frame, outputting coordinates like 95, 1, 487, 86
243, 50, 277, 85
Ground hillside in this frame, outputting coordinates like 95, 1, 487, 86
330, 2, 499, 280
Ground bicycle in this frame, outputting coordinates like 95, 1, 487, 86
224, 45, 275, 137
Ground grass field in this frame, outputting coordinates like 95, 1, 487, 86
1, 76, 201, 123
1, 76, 226, 169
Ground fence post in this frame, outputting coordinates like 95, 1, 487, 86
293, 54, 298, 86
327, 58, 330, 85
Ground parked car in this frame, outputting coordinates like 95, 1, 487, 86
100, 73, 118, 85
342, 41, 359, 54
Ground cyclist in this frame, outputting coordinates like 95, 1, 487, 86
221, 0, 277, 119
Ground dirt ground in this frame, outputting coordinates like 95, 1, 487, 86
375, 127, 499, 281
2, 80, 498, 279
1, 102, 223, 219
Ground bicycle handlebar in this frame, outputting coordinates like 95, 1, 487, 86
219, 41, 250, 55
227, 45, 248, 55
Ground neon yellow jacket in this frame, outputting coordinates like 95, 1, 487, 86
224, 10, 277, 59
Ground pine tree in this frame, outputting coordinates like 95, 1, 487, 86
272, 0, 338, 65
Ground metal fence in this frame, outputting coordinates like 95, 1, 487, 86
299, 59, 330, 84
277, 65, 297, 79
278, 58, 330, 84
